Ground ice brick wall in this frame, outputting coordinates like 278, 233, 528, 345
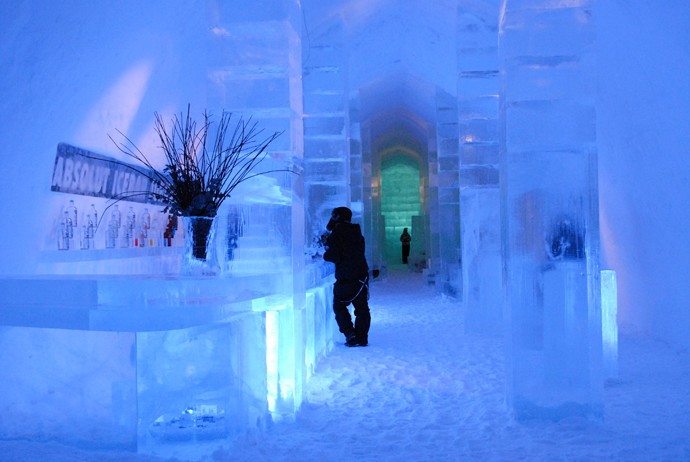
500, 0, 603, 420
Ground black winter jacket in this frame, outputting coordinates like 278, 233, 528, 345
323, 222, 369, 281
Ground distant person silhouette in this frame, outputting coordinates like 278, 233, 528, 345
400, 228, 411, 264
323, 207, 370, 347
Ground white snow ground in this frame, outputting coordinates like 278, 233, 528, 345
1, 269, 689, 461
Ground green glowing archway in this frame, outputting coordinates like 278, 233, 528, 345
380, 154, 421, 264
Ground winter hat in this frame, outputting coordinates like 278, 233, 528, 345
327, 206, 352, 230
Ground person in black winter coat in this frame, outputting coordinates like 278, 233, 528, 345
323, 206, 370, 347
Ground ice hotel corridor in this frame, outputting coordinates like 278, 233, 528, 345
1, 0, 690, 460
2, 269, 689, 462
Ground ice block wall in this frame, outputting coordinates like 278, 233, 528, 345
435, 90, 462, 297
499, 0, 603, 420
302, 19, 350, 244
457, 9, 503, 334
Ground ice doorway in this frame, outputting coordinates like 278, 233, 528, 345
380, 154, 421, 265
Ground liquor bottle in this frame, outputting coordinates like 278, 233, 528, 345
86, 207, 96, 241
142, 208, 151, 237
112, 204, 121, 229
126, 207, 136, 246
58, 215, 70, 250
88, 204, 98, 229
106, 216, 117, 249
67, 200, 78, 230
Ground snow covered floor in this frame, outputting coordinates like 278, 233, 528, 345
2, 269, 690, 461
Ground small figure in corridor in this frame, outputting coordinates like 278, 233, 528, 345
400, 228, 411, 264
323, 207, 371, 347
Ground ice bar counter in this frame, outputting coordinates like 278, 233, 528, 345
0, 250, 338, 458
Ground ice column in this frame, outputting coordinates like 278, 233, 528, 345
348, 97, 364, 224
206, 0, 306, 415
427, 128, 440, 279
457, 11, 503, 334
345, 95, 378, 271
359, 118, 381, 272
435, 90, 462, 297
302, 19, 350, 243
499, 1, 603, 420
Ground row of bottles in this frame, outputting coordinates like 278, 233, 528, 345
57, 200, 179, 250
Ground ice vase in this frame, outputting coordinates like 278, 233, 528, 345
181, 216, 220, 276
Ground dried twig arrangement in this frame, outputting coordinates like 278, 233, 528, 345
102, 105, 286, 217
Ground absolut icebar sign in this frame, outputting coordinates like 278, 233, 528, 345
51, 143, 165, 205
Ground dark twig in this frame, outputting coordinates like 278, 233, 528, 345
94, 105, 290, 219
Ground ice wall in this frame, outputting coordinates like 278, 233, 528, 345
500, 1, 603, 420
0, 0, 207, 275
596, 1, 690, 348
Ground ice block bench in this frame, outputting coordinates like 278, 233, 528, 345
0, 269, 337, 458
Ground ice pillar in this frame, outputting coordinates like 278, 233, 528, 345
499, 1, 603, 420
435, 90, 462, 297
206, 0, 306, 414
359, 119, 381, 272
457, 11, 503, 334
303, 19, 350, 243
427, 129, 440, 278
349, 97, 364, 224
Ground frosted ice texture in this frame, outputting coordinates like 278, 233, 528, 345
461, 189, 502, 334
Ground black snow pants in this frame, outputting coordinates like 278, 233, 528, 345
333, 275, 370, 342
